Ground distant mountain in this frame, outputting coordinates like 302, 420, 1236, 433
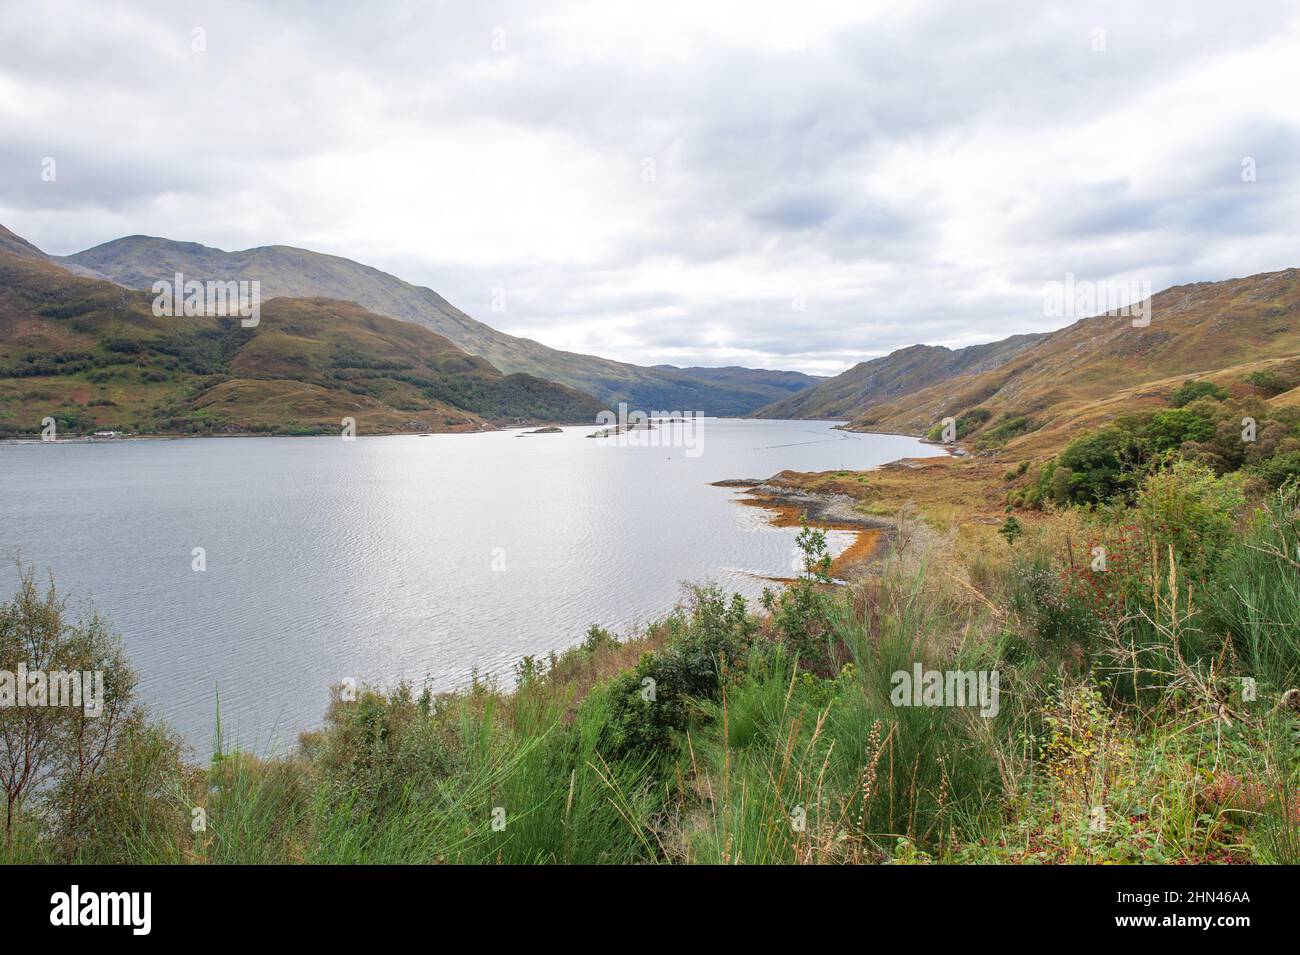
846, 269, 1300, 456
652, 365, 826, 410
751, 335, 1045, 419
0, 242, 601, 437
63, 236, 821, 414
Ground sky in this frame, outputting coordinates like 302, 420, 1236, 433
1, 0, 1298, 376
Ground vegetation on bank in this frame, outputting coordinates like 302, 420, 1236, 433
1009, 377, 1300, 509
3, 448, 1299, 863
846, 269, 1300, 446
0, 252, 602, 438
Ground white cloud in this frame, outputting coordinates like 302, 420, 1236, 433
1, 0, 1297, 375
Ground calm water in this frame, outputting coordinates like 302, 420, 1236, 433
0, 420, 935, 753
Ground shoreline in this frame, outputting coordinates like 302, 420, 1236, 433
0, 421, 596, 445
712, 474, 899, 581
7, 423, 940, 581
711, 439, 958, 581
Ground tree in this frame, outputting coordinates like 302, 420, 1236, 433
998, 515, 1024, 545
0, 564, 138, 853
1142, 408, 1215, 453
1055, 427, 1145, 504
1246, 370, 1286, 398
1170, 379, 1227, 407
762, 521, 835, 668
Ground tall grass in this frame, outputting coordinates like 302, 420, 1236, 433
683, 556, 1021, 863
1210, 484, 1300, 690
5, 473, 1299, 865
1256, 714, 1300, 864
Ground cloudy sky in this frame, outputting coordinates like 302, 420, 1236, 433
2, 0, 1298, 375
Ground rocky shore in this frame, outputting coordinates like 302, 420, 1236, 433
711, 471, 899, 580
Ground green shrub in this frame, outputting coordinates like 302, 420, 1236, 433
1246, 370, 1287, 398
1053, 426, 1146, 505
1, 564, 140, 858
1254, 451, 1300, 489
1142, 408, 1215, 453
1171, 379, 1227, 407
761, 523, 834, 667
926, 407, 992, 442
998, 515, 1024, 544
980, 414, 1034, 448
1135, 459, 1244, 583
600, 587, 756, 760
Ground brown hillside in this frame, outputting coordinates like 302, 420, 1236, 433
849, 269, 1300, 457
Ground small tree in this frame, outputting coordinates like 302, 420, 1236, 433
1171, 378, 1227, 407
998, 515, 1024, 545
0, 564, 138, 854
1135, 460, 1245, 583
762, 521, 836, 669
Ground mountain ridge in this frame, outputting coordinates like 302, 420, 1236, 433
845, 268, 1300, 456
751, 335, 1046, 420
62, 234, 822, 414
0, 242, 602, 436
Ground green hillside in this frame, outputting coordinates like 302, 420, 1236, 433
0, 247, 601, 437
64, 235, 821, 414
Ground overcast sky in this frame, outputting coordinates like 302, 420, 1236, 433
2, 0, 1298, 375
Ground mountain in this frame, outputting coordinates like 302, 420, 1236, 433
751, 335, 1045, 419
0, 245, 601, 437
63, 236, 821, 414
651, 365, 825, 410
846, 268, 1300, 456
0, 224, 47, 261
0, 224, 111, 281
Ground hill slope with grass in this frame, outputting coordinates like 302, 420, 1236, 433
61, 233, 821, 414
845, 269, 1300, 456
0, 248, 602, 436
752, 335, 1045, 420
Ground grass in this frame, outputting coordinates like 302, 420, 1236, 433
847, 268, 1300, 446
753, 458, 1005, 531
3, 464, 1300, 866
1209, 486, 1300, 690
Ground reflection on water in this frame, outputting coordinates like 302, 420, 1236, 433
0, 419, 936, 753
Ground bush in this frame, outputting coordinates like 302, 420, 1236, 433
1142, 408, 1215, 453
1135, 459, 1244, 583
980, 414, 1034, 447
761, 523, 834, 666
53, 717, 191, 863
1053, 426, 1146, 505
1171, 379, 1227, 407
0, 564, 140, 859
998, 515, 1024, 545
1254, 451, 1300, 489
600, 587, 756, 760
926, 407, 992, 442
1246, 370, 1288, 398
